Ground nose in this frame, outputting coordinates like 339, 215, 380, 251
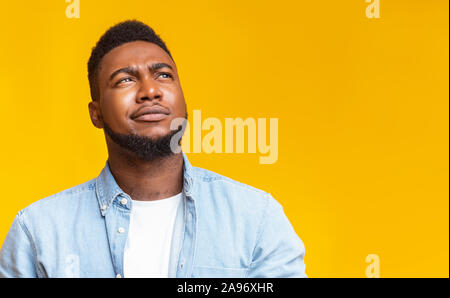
136, 76, 162, 103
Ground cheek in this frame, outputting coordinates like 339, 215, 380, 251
101, 89, 136, 132
165, 85, 186, 117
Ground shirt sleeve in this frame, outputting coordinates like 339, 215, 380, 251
247, 194, 307, 278
0, 211, 39, 278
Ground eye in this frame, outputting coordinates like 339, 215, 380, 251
157, 72, 173, 79
116, 77, 133, 85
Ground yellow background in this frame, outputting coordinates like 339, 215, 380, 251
0, 0, 448, 277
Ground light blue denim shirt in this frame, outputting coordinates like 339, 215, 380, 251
0, 153, 306, 278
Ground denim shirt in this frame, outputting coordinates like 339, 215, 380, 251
0, 153, 306, 278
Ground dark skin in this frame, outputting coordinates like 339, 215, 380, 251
88, 41, 187, 201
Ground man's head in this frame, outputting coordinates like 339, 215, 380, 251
87, 20, 187, 161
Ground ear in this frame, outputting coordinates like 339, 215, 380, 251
88, 100, 104, 129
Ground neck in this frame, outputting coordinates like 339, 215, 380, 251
107, 145, 184, 202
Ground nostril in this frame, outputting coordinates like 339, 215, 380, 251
139, 95, 161, 101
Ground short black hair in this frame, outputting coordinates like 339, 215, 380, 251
87, 20, 173, 101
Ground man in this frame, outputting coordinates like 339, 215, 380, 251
0, 20, 306, 278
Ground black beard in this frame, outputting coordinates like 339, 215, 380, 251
103, 120, 184, 162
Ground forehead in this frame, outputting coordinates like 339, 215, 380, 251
99, 40, 175, 76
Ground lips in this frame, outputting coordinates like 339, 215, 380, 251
131, 105, 170, 122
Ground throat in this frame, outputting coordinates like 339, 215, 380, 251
107, 153, 184, 202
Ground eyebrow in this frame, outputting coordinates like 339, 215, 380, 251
109, 63, 174, 82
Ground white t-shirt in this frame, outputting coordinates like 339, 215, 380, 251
124, 192, 182, 278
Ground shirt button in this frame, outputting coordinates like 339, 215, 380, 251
118, 227, 125, 234
116, 274, 122, 278
101, 205, 107, 211
120, 198, 128, 205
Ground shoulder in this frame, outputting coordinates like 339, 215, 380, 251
191, 166, 269, 193
189, 166, 280, 211
18, 179, 97, 222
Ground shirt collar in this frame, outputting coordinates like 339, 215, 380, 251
95, 152, 195, 216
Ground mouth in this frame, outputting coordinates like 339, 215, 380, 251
131, 105, 170, 122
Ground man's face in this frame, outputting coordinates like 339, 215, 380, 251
89, 40, 187, 142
